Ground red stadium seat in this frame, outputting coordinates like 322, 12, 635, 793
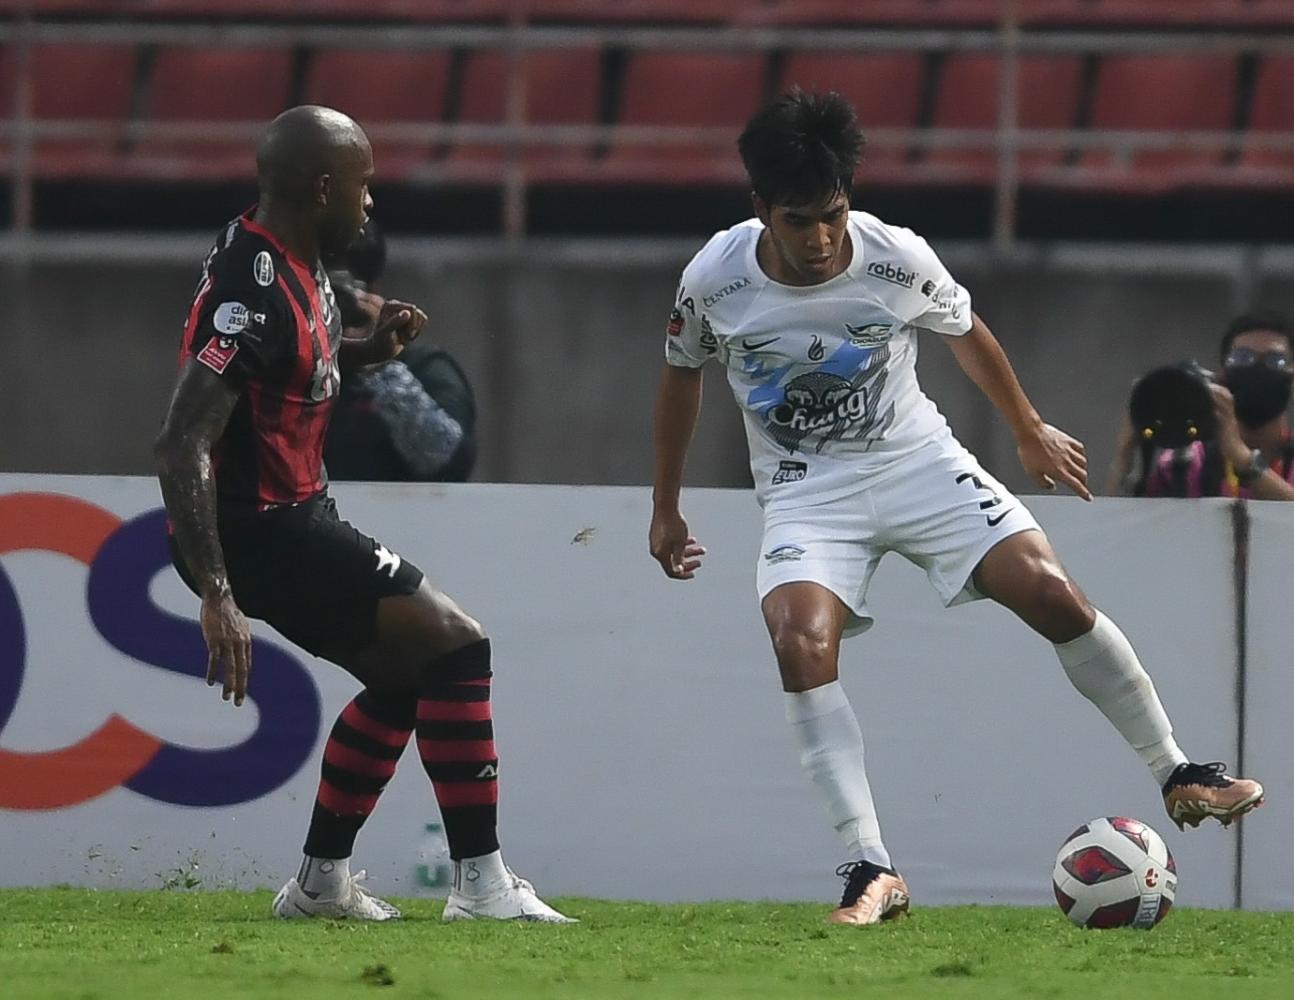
150, 47, 292, 122
926, 54, 1083, 185
30, 43, 136, 179
1236, 56, 1294, 184
306, 49, 454, 177
1065, 54, 1239, 191
451, 48, 604, 181
593, 52, 766, 184
127, 47, 293, 179
736, 0, 999, 27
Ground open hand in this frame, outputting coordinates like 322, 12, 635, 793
1017, 423, 1092, 501
200, 591, 252, 707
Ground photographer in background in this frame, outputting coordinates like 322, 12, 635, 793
325, 220, 477, 482
1108, 312, 1294, 500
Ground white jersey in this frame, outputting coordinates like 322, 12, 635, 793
665, 211, 974, 508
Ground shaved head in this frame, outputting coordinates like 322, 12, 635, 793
257, 106, 369, 198
256, 105, 375, 255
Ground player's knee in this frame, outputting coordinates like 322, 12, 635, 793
769, 624, 836, 677
439, 610, 486, 651
1030, 571, 1094, 642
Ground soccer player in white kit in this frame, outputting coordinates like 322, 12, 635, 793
649, 90, 1264, 925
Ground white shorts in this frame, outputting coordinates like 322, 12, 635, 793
756, 443, 1042, 637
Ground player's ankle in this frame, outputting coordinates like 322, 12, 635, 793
452, 850, 509, 897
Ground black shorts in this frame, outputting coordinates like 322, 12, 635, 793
169, 493, 424, 658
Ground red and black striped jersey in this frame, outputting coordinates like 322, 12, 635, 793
179, 209, 343, 509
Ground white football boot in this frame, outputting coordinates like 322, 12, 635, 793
442, 870, 576, 923
271, 870, 401, 921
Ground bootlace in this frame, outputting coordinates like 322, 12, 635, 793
1170, 761, 1232, 789
835, 861, 884, 908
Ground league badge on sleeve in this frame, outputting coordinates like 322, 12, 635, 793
197, 334, 240, 374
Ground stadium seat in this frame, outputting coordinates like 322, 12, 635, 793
1061, 54, 1239, 191
1236, 56, 1294, 183
735, 0, 999, 27
306, 49, 454, 179
30, 43, 137, 179
593, 52, 766, 184
126, 47, 293, 180
924, 54, 1083, 186
28, 1, 515, 21
450, 48, 603, 182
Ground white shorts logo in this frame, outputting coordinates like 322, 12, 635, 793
763, 544, 807, 564
253, 251, 275, 287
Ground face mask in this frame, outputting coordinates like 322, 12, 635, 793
1225, 364, 1293, 427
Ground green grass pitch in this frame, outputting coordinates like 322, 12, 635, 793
3, 889, 1293, 999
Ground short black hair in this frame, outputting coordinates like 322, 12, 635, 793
1219, 309, 1294, 364
738, 89, 865, 208
327, 217, 387, 288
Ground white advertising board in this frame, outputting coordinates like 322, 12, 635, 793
0, 477, 1273, 908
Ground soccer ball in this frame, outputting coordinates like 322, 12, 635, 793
1052, 816, 1177, 929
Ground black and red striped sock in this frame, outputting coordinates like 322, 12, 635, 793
417, 638, 500, 860
303, 688, 415, 860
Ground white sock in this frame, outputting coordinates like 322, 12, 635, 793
1054, 611, 1189, 786
297, 855, 350, 899
453, 849, 509, 897
785, 681, 891, 869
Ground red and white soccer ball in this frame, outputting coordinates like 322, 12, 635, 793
1052, 816, 1177, 929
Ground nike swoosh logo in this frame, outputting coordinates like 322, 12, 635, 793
741, 336, 780, 351
986, 510, 1012, 527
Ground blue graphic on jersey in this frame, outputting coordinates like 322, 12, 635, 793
746, 340, 877, 414
744, 339, 895, 454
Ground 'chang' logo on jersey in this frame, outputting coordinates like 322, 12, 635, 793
765, 347, 897, 454
865, 261, 916, 289
702, 276, 751, 308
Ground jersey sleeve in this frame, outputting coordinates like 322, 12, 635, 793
663, 279, 710, 369
185, 255, 293, 383
903, 235, 974, 337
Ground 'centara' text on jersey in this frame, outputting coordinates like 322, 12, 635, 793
665, 212, 973, 506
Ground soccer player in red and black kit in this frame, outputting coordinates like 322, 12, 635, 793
156, 106, 572, 923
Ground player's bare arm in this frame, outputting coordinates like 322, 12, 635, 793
154, 359, 252, 706
338, 298, 428, 372
944, 313, 1093, 501
650, 364, 708, 579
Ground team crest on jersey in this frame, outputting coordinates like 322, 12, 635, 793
844, 322, 893, 346
666, 307, 684, 336
253, 251, 275, 287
